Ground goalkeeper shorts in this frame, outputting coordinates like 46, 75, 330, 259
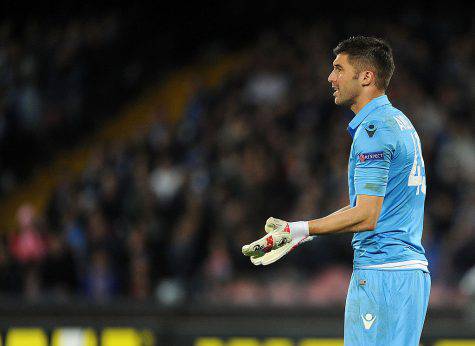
344, 268, 430, 346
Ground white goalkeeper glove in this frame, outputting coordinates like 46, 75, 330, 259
242, 217, 314, 265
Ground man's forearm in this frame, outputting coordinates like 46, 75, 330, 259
329, 204, 351, 215
309, 206, 371, 235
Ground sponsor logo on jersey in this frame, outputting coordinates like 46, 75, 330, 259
362, 313, 376, 330
365, 124, 377, 137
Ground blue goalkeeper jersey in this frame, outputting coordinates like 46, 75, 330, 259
347, 95, 428, 268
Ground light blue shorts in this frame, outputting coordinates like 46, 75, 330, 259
344, 268, 431, 346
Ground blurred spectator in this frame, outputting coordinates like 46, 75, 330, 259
10, 204, 46, 264
83, 248, 118, 301
42, 233, 77, 299
8, 204, 46, 299
127, 223, 152, 299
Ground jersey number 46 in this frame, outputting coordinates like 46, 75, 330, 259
408, 131, 426, 195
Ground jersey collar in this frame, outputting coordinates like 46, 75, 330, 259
347, 95, 391, 137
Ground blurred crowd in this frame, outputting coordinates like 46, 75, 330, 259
0, 18, 474, 308
0, 12, 150, 194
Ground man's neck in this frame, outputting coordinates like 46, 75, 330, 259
351, 91, 385, 114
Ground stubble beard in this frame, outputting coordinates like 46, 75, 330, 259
335, 73, 360, 109
335, 90, 357, 109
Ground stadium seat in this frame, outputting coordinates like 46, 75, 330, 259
5, 328, 47, 346
227, 338, 261, 346
299, 339, 344, 346
101, 328, 141, 346
51, 328, 97, 346
194, 337, 224, 346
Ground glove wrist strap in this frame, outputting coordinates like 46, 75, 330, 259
289, 221, 309, 238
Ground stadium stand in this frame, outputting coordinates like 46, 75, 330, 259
0, 1, 473, 320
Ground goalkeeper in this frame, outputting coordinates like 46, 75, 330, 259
242, 37, 430, 346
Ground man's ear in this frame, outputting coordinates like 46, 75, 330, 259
360, 70, 375, 87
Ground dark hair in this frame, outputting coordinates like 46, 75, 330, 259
333, 36, 395, 90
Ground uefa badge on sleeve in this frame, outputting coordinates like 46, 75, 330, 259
359, 152, 384, 163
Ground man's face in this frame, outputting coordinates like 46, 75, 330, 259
328, 53, 361, 107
